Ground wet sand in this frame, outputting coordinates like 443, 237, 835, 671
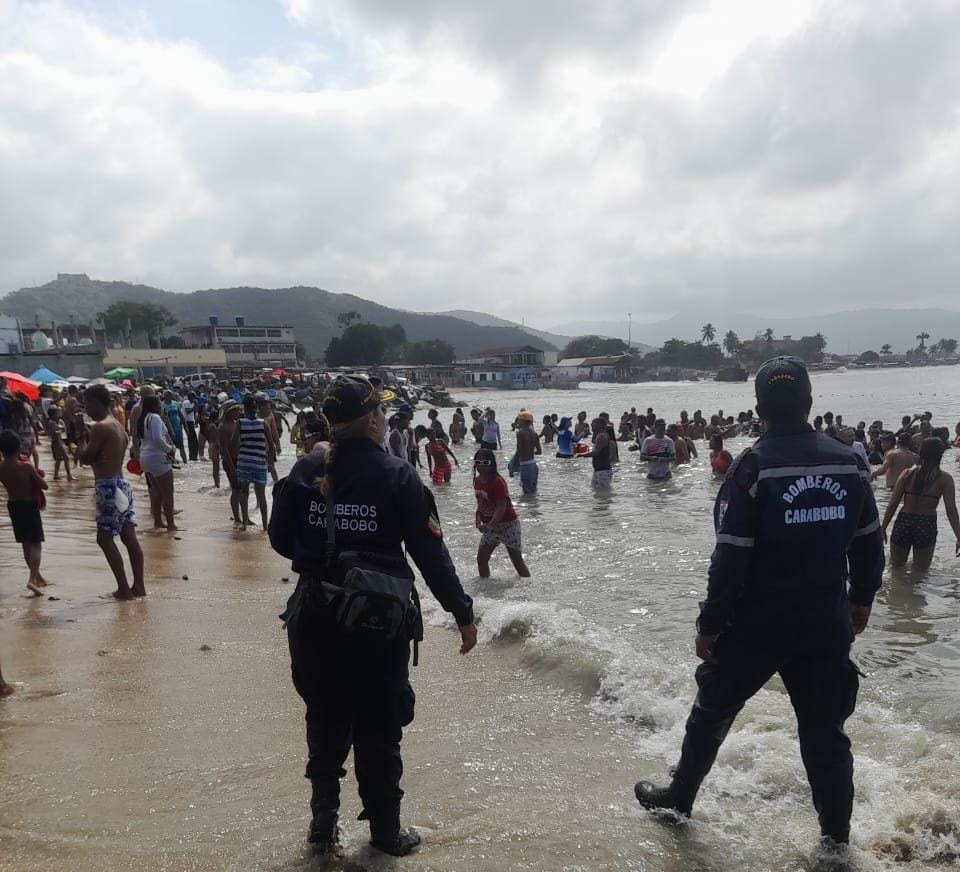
1, 455, 693, 872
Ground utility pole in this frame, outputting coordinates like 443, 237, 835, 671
628, 312, 632, 350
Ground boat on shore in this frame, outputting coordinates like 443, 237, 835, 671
714, 365, 748, 382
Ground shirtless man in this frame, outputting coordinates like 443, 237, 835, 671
63, 385, 81, 459
217, 401, 245, 526
667, 424, 691, 464
872, 432, 916, 488
0, 428, 50, 595
513, 412, 542, 494
574, 411, 591, 439
78, 385, 145, 600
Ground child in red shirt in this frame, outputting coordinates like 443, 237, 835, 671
473, 448, 530, 578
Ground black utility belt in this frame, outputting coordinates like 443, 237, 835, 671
299, 557, 424, 663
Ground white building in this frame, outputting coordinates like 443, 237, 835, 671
180, 318, 298, 369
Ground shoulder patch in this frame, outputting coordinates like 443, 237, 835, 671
426, 512, 443, 539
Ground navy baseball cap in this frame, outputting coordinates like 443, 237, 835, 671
755, 356, 811, 404
321, 375, 396, 424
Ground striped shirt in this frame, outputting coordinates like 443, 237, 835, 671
237, 417, 268, 476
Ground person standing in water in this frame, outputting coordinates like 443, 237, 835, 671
555, 416, 577, 458
78, 385, 146, 600
237, 396, 269, 531
513, 411, 542, 494
269, 375, 476, 856
473, 448, 530, 577
635, 356, 884, 849
480, 409, 502, 451
420, 426, 459, 485
0, 429, 50, 595
640, 419, 676, 480
871, 432, 916, 488
882, 437, 960, 570
708, 434, 733, 477
540, 414, 558, 444
580, 417, 613, 490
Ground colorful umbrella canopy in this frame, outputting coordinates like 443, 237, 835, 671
104, 366, 137, 379
0, 371, 40, 401
28, 365, 66, 384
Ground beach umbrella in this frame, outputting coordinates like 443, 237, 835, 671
29, 365, 66, 384
66, 376, 88, 384
86, 377, 112, 386
104, 366, 137, 379
0, 371, 40, 400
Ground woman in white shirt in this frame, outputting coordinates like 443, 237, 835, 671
136, 395, 177, 531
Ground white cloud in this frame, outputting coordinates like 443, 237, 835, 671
1, 0, 960, 321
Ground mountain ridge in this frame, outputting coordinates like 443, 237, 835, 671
0, 275, 560, 359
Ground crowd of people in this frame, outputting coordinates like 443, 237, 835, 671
2, 363, 960, 858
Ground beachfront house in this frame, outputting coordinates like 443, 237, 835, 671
461, 345, 545, 390
555, 354, 637, 382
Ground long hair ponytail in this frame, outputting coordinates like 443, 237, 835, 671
912, 437, 945, 494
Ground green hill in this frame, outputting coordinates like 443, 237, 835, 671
1, 274, 557, 359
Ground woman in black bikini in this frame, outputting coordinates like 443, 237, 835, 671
882, 437, 960, 571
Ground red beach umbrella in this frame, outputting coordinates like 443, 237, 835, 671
0, 371, 40, 401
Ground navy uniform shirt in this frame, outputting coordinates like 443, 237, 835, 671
699, 424, 884, 652
269, 437, 474, 627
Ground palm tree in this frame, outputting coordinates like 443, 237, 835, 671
763, 328, 775, 343
941, 338, 958, 355
722, 330, 741, 356
916, 331, 930, 349
700, 323, 716, 344
813, 332, 827, 354
880, 344, 892, 356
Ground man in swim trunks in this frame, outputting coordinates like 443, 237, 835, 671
78, 385, 145, 600
0, 428, 50, 596
513, 411, 542, 494
871, 432, 916, 488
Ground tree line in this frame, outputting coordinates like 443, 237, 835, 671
324, 312, 456, 367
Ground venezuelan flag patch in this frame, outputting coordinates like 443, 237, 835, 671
426, 512, 443, 538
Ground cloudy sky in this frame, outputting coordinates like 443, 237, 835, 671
1, 0, 959, 327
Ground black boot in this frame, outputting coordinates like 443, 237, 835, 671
308, 779, 341, 849
368, 811, 421, 857
634, 780, 693, 816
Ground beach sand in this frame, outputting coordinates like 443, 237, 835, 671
0, 458, 681, 872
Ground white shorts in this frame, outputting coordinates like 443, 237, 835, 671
480, 519, 522, 551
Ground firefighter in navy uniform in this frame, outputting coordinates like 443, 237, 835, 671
269, 375, 477, 856
635, 356, 884, 847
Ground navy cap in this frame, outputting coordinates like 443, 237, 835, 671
755, 356, 811, 405
321, 375, 395, 424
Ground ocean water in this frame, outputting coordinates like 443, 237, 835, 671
420, 367, 960, 869
1, 366, 958, 871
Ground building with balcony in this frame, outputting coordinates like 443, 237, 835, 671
179, 318, 298, 370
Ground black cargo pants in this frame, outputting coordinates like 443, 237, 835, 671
671, 638, 860, 842
286, 585, 415, 822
